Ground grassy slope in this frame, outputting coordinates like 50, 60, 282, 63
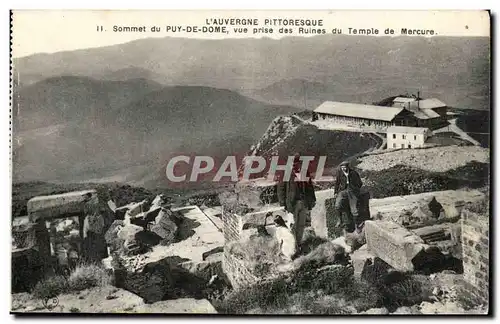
359, 161, 490, 199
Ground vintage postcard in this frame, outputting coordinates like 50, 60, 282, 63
10, 10, 491, 315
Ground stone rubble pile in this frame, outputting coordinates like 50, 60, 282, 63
102, 194, 229, 304
105, 194, 180, 257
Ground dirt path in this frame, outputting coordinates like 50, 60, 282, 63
434, 118, 481, 146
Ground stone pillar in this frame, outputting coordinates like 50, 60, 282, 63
310, 189, 339, 239
220, 181, 278, 289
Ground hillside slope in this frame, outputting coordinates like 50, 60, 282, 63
355, 146, 490, 198
247, 116, 382, 179
13, 76, 164, 131
12, 78, 299, 186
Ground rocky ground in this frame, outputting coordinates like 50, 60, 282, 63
11, 141, 491, 315
11, 285, 216, 314
356, 145, 489, 173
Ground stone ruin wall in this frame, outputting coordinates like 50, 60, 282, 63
460, 208, 489, 307
221, 185, 343, 290
221, 207, 260, 290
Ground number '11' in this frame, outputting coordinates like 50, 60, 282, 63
97, 26, 104, 32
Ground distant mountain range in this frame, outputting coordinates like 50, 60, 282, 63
11, 35, 490, 189
14, 35, 490, 110
12, 76, 299, 187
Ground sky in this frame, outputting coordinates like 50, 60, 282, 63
12, 10, 490, 58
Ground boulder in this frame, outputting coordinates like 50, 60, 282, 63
150, 209, 178, 245
151, 194, 166, 209
130, 206, 163, 227
105, 221, 152, 256
114, 257, 176, 304
117, 224, 143, 241
126, 200, 149, 217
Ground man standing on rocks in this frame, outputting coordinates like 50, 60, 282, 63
277, 153, 316, 252
334, 161, 364, 236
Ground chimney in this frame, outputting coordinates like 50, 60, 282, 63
417, 91, 420, 110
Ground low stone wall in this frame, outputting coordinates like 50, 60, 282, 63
460, 208, 489, 308
222, 249, 259, 290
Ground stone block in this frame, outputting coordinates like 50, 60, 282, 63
27, 190, 97, 221
310, 189, 337, 239
350, 244, 375, 278
150, 211, 178, 245
240, 206, 286, 229
364, 220, 426, 272
115, 257, 175, 304
311, 189, 370, 240
234, 178, 277, 207
178, 259, 224, 282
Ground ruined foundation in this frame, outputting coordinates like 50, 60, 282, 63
460, 207, 489, 308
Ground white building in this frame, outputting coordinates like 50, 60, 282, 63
313, 101, 417, 129
387, 126, 431, 149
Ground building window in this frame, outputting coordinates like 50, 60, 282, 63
393, 143, 396, 148
408, 144, 412, 149
401, 144, 405, 148
392, 134, 396, 139
414, 135, 417, 140
402, 135, 406, 139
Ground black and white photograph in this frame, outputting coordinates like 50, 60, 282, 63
9, 9, 491, 315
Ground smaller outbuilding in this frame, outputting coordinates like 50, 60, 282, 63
387, 126, 431, 149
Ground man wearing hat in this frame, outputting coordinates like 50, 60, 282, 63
277, 153, 317, 252
334, 160, 363, 235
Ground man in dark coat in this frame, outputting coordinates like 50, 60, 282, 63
334, 160, 363, 234
277, 154, 317, 250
